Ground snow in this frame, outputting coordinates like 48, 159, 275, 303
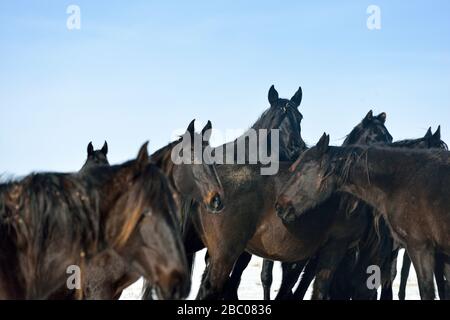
120, 248, 422, 300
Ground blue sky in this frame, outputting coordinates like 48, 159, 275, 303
1, 1, 449, 175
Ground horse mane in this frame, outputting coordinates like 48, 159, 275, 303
343, 126, 365, 145
150, 139, 180, 176
0, 172, 100, 259
250, 99, 289, 130
391, 137, 448, 150
328, 145, 450, 188
250, 101, 306, 161
320, 146, 371, 190
150, 133, 205, 172
107, 164, 178, 249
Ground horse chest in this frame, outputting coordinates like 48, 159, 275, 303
247, 210, 321, 261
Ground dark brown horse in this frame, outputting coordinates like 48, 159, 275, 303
277, 134, 450, 300
217, 85, 306, 300
181, 85, 306, 299
0, 143, 189, 299
191, 105, 388, 300
72, 121, 224, 300
139, 120, 226, 299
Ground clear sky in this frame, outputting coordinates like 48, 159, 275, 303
1, 1, 449, 176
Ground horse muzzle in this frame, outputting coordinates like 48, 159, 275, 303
154, 268, 190, 300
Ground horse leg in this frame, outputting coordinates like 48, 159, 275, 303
311, 242, 348, 300
380, 280, 393, 300
443, 259, 450, 300
434, 253, 446, 300
398, 250, 411, 300
274, 261, 306, 300
407, 246, 436, 300
293, 256, 318, 300
141, 280, 154, 300
222, 252, 252, 300
261, 260, 274, 300
380, 251, 397, 300
196, 249, 243, 300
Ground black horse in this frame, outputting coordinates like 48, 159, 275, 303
275, 124, 449, 300
277, 134, 450, 300
79, 141, 109, 172
267, 110, 392, 300
326, 126, 448, 300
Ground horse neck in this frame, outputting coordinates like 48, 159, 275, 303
150, 145, 183, 209
335, 147, 406, 215
151, 144, 176, 186
213, 127, 306, 163
212, 127, 258, 163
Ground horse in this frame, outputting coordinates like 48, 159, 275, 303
180, 85, 306, 299
192, 108, 390, 300
393, 126, 448, 300
128, 120, 224, 299
325, 126, 448, 300
263, 110, 393, 300
79, 141, 109, 172
65, 121, 223, 300
220, 85, 306, 300
0, 143, 189, 299
277, 133, 450, 300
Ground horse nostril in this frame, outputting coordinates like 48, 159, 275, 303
158, 268, 189, 300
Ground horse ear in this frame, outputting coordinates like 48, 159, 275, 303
316, 133, 330, 154
363, 110, 374, 125
424, 127, 433, 138
101, 141, 108, 155
136, 141, 149, 169
377, 112, 387, 124
290, 86, 303, 108
433, 125, 441, 140
186, 119, 195, 138
201, 120, 212, 142
268, 85, 279, 105
87, 142, 94, 157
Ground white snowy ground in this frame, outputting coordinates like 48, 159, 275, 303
120, 248, 422, 300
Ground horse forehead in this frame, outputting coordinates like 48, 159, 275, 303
355, 123, 390, 143
275, 98, 290, 107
